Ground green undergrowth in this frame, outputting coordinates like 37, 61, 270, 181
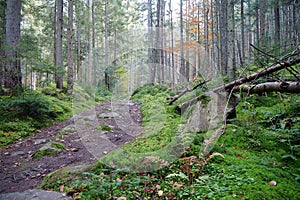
0, 88, 72, 147
39, 87, 300, 199
0, 83, 107, 147
125, 84, 180, 153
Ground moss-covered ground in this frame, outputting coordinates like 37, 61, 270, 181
38, 85, 299, 199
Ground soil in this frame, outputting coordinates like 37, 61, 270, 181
0, 100, 142, 194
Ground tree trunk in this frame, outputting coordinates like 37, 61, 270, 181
179, 0, 185, 79
185, 0, 190, 81
247, 0, 252, 58
259, 0, 265, 46
155, 0, 161, 83
75, 2, 81, 81
88, 0, 93, 85
5, 0, 22, 90
227, 0, 236, 80
203, 0, 209, 54
233, 82, 300, 94
55, 0, 63, 90
104, 0, 109, 89
220, 0, 228, 75
274, 0, 280, 54
67, 0, 74, 94
214, 0, 220, 71
255, 0, 259, 45
240, 0, 245, 64
292, 1, 299, 46
0, 0, 5, 94
148, 0, 154, 84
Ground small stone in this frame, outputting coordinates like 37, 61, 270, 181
98, 112, 119, 118
34, 139, 47, 145
11, 151, 25, 156
70, 148, 79, 152
103, 151, 108, 155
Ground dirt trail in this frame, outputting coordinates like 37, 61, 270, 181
0, 100, 142, 194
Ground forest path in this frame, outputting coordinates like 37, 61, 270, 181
0, 100, 142, 194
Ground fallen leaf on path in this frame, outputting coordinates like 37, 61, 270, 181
60, 184, 64, 192
59, 164, 67, 168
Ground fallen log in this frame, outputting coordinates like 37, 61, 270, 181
176, 57, 300, 117
213, 55, 300, 93
232, 81, 300, 94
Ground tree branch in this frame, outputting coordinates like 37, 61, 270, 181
169, 79, 210, 105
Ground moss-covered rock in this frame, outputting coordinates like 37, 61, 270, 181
39, 164, 93, 191
33, 142, 66, 159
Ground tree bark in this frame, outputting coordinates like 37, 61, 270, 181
169, 0, 175, 86
104, 0, 109, 89
232, 82, 300, 94
5, 0, 22, 90
55, 0, 63, 89
88, 0, 93, 85
259, 0, 266, 46
203, 0, 209, 54
0, 0, 5, 93
148, 0, 154, 84
228, 0, 236, 80
274, 0, 280, 45
214, 0, 220, 71
179, 0, 185, 78
220, 0, 228, 75
67, 0, 74, 94
75, 1, 81, 81
240, 0, 245, 63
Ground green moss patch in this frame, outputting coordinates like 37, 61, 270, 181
33, 142, 65, 159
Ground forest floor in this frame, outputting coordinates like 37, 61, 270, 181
0, 100, 142, 194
